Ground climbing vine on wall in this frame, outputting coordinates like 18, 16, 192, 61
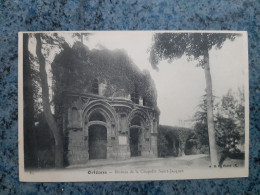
52, 41, 157, 110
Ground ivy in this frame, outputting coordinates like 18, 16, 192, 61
52, 41, 157, 108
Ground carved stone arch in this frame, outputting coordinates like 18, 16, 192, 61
174, 129, 195, 157
81, 100, 119, 160
128, 109, 151, 157
82, 100, 118, 126
87, 108, 110, 124
128, 109, 151, 127
82, 100, 119, 139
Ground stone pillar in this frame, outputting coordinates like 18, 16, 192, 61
67, 129, 88, 165
152, 119, 158, 134
117, 135, 129, 160
120, 114, 128, 133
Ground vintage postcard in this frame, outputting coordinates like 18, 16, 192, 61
18, 31, 249, 182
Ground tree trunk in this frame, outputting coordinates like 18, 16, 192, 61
204, 51, 218, 166
35, 34, 64, 168
23, 33, 38, 168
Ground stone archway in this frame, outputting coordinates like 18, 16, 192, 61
165, 135, 179, 157
129, 126, 141, 157
82, 100, 118, 161
129, 116, 143, 157
128, 110, 149, 158
184, 133, 198, 155
158, 131, 180, 157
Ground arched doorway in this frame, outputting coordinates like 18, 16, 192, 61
184, 133, 198, 155
130, 127, 141, 157
158, 132, 179, 157
83, 101, 118, 161
88, 124, 107, 159
165, 136, 179, 157
129, 116, 142, 157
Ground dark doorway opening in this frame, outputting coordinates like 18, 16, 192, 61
164, 136, 179, 157
165, 136, 179, 157
184, 134, 198, 155
88, 125, 107, 159
130, 128, 141, 157
157, 130, 180, 158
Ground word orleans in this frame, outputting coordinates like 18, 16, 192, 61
87, 170, 107, 174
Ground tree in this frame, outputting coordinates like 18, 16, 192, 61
25, 33, 91, 168
34, 33, 68, 168
150, 33, 239, 165
193, 95, 210, 154
193, 89, 245, 165
215, 89, 245, 165
23, 33, 38, 168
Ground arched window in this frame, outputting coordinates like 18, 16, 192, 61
71, 107, 80, 127
131, 84, 139, 104
89, 112, 106, 122
92, 78, 99, 94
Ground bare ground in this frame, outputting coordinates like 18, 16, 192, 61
67, 154, 211, 170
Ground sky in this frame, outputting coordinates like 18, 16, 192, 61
29, 31, 247, 127
82, 31, 247, 127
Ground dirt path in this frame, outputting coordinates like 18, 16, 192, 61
67, 154, 210, 170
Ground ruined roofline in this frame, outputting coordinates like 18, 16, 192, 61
62, 91, 158, 112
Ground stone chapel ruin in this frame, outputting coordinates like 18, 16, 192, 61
54, 43, 160, 166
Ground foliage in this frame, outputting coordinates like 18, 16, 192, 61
26, 33, 158, 167
150, 32, 240, 165
52, 41, 157, 108
26, 33, 73, 168
193, 95, 210, 151
157, 132, 172, 157
26, 33, 70, 120
157, 126, 179, 157
157, 125, 196, 157
215, 89, 245, 154
149, 33, 238, 69
184, 133, 199, 155
35, 33, 65, 167
193, 89, 245, 155
34, 113, 55, 168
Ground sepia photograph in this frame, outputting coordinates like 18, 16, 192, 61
18, 31, 249, 182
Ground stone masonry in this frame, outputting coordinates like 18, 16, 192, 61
63, 92, 159, 166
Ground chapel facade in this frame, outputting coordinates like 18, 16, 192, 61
62, 80, 159, 166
